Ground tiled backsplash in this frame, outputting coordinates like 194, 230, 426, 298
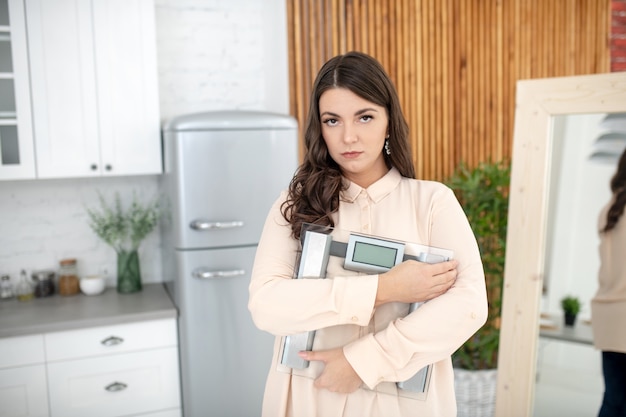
0, 0, 288, 287
0, 176, 162, 287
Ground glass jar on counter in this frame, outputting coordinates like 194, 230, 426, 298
58, 258, 79, 296
0, 274, 14, 300
32, 270, 55, 298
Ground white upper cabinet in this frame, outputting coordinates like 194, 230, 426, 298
92, 0, 161, 177
24, 0, 161, 179
0, 0, 36, 179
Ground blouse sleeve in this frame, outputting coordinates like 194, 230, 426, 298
343, 186, 488, 389
248, 191, 378, 336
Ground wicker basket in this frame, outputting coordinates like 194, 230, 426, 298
454, 368, 498, 417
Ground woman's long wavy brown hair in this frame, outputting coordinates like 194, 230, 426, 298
281, 51, 416, 240
602, 147, 626, 233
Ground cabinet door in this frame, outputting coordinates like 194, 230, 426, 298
25, 0, 100, 178
25, 0, 161, 179
0, 334, 45, 368
47, 348, 180, 417
93, 0, 161, 176
0, 365, 50, 417
0, 0, 35, 179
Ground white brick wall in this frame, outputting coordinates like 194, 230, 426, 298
156, 0, 289, 120
0, 0, 288, 287
0, 177, 162, 287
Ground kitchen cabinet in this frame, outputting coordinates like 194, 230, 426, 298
27, 0, 161, 179
0, 0, 36, 179
0, 334, 50, 417
0, 0, 161, 180
45, 318, 181, 417
0, 319, 181, 417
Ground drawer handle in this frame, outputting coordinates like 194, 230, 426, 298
105, 381, 128, 392
101, 336, 124, 346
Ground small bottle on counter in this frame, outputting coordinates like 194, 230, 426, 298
0, 274, 14, 300
58, 258, 80, 296
32, 270, 55, 298
16, 269, 34, 302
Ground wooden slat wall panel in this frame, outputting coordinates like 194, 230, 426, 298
286, 0, 611, 181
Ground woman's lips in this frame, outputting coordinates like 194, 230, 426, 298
342, 151, 362, 159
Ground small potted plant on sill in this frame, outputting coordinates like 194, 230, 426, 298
86, 192, 160, 294
560, 295, 581, 327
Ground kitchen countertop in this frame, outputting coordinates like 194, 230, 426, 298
0, 283, 178, 338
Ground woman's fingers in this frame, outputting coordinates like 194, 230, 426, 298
377, 259, 459, 305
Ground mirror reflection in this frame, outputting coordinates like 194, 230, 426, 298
495, 72, 626, 417
532, 112, 625, 416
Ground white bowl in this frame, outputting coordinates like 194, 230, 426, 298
80, 275, 106, 295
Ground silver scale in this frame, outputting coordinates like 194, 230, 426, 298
281, 229, 450, 393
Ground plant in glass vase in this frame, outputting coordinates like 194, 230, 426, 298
86, 192, 160, 293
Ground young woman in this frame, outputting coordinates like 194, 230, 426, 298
592, 147, 626, 417
249, 51, 487, 417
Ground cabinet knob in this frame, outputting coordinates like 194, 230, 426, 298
101, 335, 124, 346
105, 381, 128, 392
105, 164, 112, 171
90, 164, 98, 170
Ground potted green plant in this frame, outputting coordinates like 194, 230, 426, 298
445, 160, 510, 416
86, 192, 160, 294
560, 295, 581, 327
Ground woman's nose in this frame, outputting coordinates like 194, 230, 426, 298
342, 125, 357, 143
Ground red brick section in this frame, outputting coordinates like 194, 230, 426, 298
612, 0, 626, 72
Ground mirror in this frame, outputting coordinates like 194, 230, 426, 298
494, 71, 626, 416
534, 112, 616, 416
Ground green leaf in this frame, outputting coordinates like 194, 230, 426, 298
86, 191, 160, 252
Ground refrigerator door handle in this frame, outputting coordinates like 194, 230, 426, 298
189, 219, 244, 231
192, 267, 246, 279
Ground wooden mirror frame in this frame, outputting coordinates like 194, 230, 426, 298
494, 71, 626, 416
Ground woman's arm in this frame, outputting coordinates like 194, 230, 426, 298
248, 192, 378, 335
343, 186, 488, 389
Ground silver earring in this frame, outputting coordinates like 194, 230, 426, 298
384, 139, 391, 155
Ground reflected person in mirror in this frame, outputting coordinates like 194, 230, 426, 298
248, 51, 487, 417
592, 147, 626, 417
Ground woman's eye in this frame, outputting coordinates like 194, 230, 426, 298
360, 115, 373, 122
323, 118, 338, 126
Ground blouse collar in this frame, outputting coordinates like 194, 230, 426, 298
341, 167, 402, 203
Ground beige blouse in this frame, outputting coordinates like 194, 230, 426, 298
592, 201, 626, 353
249, 168, 487, 417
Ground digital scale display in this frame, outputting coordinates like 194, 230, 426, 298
352, 241, 398, 269
344, 234, 405, 273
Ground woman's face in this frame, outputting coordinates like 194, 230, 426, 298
319, 87, 389, 188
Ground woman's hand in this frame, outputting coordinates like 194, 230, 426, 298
375, 259, 458, 306
298, 348, 363, 393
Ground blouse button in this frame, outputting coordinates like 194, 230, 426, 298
351, 316, 359, 322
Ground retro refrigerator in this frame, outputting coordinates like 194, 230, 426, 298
160, 110, 299, 416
